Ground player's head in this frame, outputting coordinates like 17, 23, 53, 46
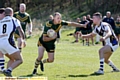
87, 14, 91, 19
106, 11, 111, 18
53, 12, 61, 24
19, 3, 26, 13
76, 18, 80, 22
117, 17, 120, 22
82, 16, 86, 21
0, 8, 5, 19
5, 7, 13, 16
93, 12, 102, 25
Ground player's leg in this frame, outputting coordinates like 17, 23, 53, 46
3, 51, 23, 77
5, 54, 14, 69
95, 45, 111, 74
118, 34, 120, 44
104, 52, 119, 72
32, 46, 45, 75
72, 32, 78, 43
104, 44, 119, 72
0, 51, 5, 72
43, 52, 54, 63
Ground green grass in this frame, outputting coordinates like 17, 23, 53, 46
0, 29, 120, 80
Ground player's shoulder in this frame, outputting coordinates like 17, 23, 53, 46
24, 12, 30, 16
101, 22, 109, 27
45, 21, 52, 27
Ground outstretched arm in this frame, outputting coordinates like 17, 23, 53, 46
81, 32, 96, 39
69, 21, 89, 28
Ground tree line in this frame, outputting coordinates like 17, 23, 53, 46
0, 0, 120, 20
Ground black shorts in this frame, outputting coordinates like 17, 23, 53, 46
81, 30, 88, 35
37, 38, 55, 53
87, 29, 92, 34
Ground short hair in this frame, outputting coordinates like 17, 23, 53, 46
5, 7, 13, 16
53, 12, 61, 17
0, 8, 5, 14
20, 3, 26, 8
93, 12, 102, 19
106, 11, 111, 14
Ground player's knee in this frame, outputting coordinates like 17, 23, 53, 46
99, 49, 103, 54
19, 58, 23, 64
104, 59, 109, 64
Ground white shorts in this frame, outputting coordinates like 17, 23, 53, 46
109, 43, 119, 52
0, 39, 19, 55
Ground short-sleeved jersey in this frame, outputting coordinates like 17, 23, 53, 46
87, 18, 93, 30
40, 20, 70, 43
14, 11, 31, 32
80, 20, 88, 31
0, 16, 21, 40
93, 22, 118, 46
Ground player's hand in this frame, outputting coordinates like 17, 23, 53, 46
100, 37, 105, 42
22, 40, 26, 48
79, 32, 82, 37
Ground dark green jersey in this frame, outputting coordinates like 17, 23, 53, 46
14, 11, 31, 33
40, 20, 70, 43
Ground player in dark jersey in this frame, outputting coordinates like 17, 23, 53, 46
80, 16, 89, 46
14, 3, 32, 51
115, 17, 120, 45
32, 12, 87, 75
103, 11, 116, 31
72, 18, 81, 43
80, 12, 119, 75
86, 14, 94, 45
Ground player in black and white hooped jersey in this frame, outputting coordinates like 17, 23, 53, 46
80, 12, 119, 75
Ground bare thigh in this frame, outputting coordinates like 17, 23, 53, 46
47, 52, 54, 62
99, 45, 112, 62
37, 46, 45, 60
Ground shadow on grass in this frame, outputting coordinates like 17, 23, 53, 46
19, 73, 43, 77
68, 73, 104, 78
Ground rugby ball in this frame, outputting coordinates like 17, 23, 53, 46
47, 29, 56, 37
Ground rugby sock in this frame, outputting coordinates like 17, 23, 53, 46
43, 59, 49, 63
0, 58, 5, 71
82, 40, 84, 45
99, 58, 104, 71
7, 67, 12, 72
108, 61, 117, 70
19, 48, 22, 52
34, 59, 41, 69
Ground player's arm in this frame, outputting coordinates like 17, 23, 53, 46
27, 15, 33, 36
81, 32, 96, 39
100, 25, 112, 41
68, 21, 89, 28
42, 25, 57, 42
42, 33, 57, 42
17, 26, 25, 40
28, 22, 32, 35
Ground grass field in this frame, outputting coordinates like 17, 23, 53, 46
0, 29, 120, 80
